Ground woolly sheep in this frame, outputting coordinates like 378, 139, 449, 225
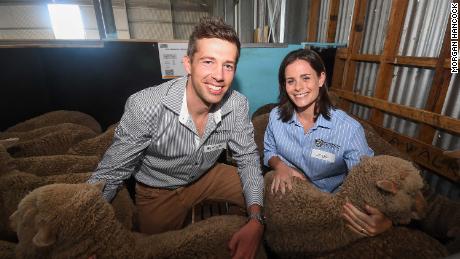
313, 227, 447, 259
264, 155, 428, 255
0, 239, 16, 259
5, 110, 102, 134
10, 182, 266, 259
0, 122, 98, 142
67, 123, 117, 158
420, 190, 460, 254
0, 171, 135, 242
0, 144, 99, 177
6, 124, 97, 157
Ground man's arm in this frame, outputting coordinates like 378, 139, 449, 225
88, 95, 154, 201
226, 96, 264, 259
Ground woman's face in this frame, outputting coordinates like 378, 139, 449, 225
284, 59, 325, 113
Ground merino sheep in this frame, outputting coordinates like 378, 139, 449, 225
0, 239, 16, 259
10, 182, 265, 259
0, 122, 99, 142
67, 123, 117, 158
5, 110, 102, 134
6, 124, 97, 157
264, 155, 431, 255
419, 189, 460, 254
0, 171, 135, 242
313, 227, 448, 259
0, 143, 99, 177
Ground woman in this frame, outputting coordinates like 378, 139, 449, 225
264, 48, 391, 236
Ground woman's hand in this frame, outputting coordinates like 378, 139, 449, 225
270, 162, 306, 195
342, 202, 392, 237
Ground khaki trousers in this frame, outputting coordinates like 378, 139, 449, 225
135, 163, 246, 234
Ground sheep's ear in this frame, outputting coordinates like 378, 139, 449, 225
0, 137, 19, 149
9, 210, 19, 230
376, 179, 398, 194
32, 226, 56, 247
93, 181, 105, 192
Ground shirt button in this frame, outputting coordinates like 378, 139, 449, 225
194, 162, 199, 165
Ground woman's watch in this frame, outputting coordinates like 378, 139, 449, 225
248, 212, 266, 226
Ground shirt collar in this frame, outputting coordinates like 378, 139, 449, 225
289, 111, 333, 129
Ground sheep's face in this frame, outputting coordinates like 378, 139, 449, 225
9, 183, 107, 258
373, 157, 426, 224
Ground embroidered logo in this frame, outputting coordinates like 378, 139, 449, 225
314, 138, 340, 150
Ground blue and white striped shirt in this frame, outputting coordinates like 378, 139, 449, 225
89, 77, 264, 207
264, 107, 373, 193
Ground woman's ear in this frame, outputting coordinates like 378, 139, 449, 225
319, 72, 326, 87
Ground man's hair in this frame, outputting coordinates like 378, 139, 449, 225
187, 16, 241, 63
277, 48, 334, 122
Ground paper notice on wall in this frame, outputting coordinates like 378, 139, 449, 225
158, 42, 188, 79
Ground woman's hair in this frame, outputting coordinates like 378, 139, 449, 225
187, 17, 241, 64
277, 48, 334, 122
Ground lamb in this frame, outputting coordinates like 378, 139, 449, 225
312, 227, 448, 259
264, 155, 432, 255
0, 239, 16, 259
0, 171, 135, 242
67, 123, 117, 158
5, 110, 102, 134
6, 124, 97, 157
0, 143, 99, 177
9, 182, 265, 259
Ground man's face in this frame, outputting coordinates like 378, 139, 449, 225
183, 38, 238, 107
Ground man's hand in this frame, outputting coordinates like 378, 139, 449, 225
342, 202, 392, 237
228, 219, 264, 259
271, 162, 306, 195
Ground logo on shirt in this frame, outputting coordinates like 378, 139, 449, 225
315, 138, 340, 151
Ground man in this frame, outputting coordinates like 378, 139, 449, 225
88, 17, 264, 258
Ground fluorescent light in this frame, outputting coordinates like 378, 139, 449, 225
48, 4, 85, 39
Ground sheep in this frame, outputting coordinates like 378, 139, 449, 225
6, 124, 97, 157
312, 227, 448, 259
0, 143, 98, 177
0, 171, 135, 242
419, 189, 460, 254
9, 182, 266, 259
263, 155, 437, 256
67, 123, 117, 158
0, 239, 16, 259
5, 110, 102, 134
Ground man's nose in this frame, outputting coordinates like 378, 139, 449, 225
212, 66, 224, 81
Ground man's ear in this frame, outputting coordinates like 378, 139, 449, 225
183, 55, 191, 75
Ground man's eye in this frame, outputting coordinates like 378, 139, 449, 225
224, 64, 234, 71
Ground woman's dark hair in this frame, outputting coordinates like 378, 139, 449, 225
187, 17, 241, 64
277, 48, 334, 122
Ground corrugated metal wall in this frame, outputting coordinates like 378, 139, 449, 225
335, 0, 354, 44
338, 0, 458, 200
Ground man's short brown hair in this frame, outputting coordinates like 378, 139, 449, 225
187, 17, 241, 63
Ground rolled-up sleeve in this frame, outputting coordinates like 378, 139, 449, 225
263, 109, 279, 167
88, 95, 154, 201
227, 98, 264, 207
343, 124, 374, 170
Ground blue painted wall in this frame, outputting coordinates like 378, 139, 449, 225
232, 44, 302, 116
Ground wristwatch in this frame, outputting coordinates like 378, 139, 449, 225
248, 212, 266, 226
